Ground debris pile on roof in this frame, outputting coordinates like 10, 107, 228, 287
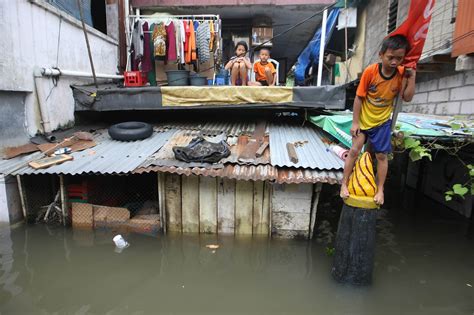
0, 120, 345, 184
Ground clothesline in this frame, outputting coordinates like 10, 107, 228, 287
128, 14, 220, 21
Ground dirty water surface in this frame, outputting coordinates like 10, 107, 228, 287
0, 196, 473, 315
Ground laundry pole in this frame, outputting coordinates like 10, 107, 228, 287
316, 9, 328, 87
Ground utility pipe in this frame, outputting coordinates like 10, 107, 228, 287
317, 9, 328, 87
41, 68, 123, 79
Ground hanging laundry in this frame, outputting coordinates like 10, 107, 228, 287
183, 20, 190, 53
141, 21, 153, 73
193, 20, 200, 31
165, 21, 177, 62
179, 21, 186, 64
131, 19, 145, 70
174, 20, 181, 63
153, 22, 167, 60
209, 21, 215, 51
185, 20, 197, 64
148, 23, 157, 86
197, 21, 211, 63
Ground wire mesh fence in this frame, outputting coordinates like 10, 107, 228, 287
21, 173, 162, 236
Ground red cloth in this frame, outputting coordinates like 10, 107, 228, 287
389, 0, 436, 69
183, 20, 190, 52
166, 22, 177, 62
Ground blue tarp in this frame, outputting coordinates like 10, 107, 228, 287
295, 8, 340, 85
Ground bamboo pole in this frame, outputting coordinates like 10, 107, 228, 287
309, 183, 323, 239
16, 175, 27, 221
59, 175, 66, 226
76, 0, 98, 88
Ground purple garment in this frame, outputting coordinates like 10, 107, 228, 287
165, 22, 177, 62
141, 22, 153, 73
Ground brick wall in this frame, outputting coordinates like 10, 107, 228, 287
362, 0, 388, 67
402, 70, 474, 116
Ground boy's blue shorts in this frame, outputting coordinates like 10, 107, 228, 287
362, 120, 392, 154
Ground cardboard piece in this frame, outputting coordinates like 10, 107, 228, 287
3, 143, 39, 159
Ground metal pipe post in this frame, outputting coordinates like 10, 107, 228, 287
317, 9, 328, 86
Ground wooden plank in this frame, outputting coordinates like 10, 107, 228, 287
199, 177, 217, 234
286, 142, 298, 163
255, 141, 269, 157
181, 175, 199, 233
165, 174, 182, 232
157, 173, 166, 234
235, 180, 253, 235
28, 154, 73, 169
217, 178, 235, 234
252, 181, 265, 235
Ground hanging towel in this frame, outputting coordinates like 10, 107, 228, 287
197, 21, 211, 63
166, 21, 177, 62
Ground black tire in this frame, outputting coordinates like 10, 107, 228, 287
108, 122, 153, 141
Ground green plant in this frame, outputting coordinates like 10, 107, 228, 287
393, 119, 473, 203
325, 247, 335, 256
445, 164, 473, 201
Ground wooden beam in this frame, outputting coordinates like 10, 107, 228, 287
182, 175, 199, 233
235, 181, 253, 235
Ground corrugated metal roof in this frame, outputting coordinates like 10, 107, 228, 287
156, 121, 269, 136
0, 130, 174, 176
269, 123, 344, 170
134, 165, 342, 184
0, 121, 346, 184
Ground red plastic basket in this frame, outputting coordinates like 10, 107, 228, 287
124, 71, 147, 87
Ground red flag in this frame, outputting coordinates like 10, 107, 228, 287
389, 0, 436, 69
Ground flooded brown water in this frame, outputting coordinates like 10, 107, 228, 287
0, 191, 473, 315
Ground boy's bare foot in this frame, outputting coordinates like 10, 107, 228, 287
340, 184, 349, 199
374, 189, 384, 205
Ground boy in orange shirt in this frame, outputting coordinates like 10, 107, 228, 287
340, 35, 416, 206
249, 48, 277, 86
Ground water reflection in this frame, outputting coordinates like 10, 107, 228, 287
0, 205, 472, 315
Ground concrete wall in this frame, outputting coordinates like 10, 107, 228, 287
0, 0, 119, 146
362, 0, 389, 67
271, 183, 312, 238
0, 175, 23, 224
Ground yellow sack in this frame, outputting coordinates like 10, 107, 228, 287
344, 152, 379, 209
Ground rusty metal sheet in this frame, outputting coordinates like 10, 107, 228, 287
452, 0, 474, 57
134, 164, 342, 184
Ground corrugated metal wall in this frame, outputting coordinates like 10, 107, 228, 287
452, 0, 474, 57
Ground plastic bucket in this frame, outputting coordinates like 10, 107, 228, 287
113, 234, 129, 249
166, 70, 189, 86
189, 75, 208, 86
